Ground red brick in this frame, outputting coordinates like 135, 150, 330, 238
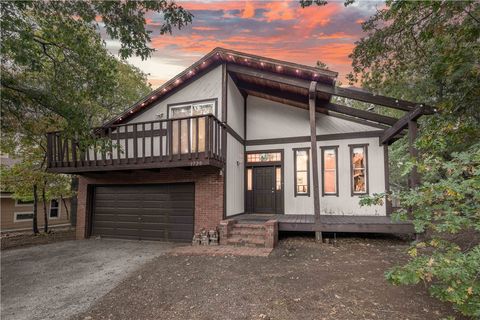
76, 167, 224, 240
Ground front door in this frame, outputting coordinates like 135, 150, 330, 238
253, 166, 276, 213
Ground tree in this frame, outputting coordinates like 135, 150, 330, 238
303, 0, 480, 316
316, 60, 329, 70
1, 0, 191, 140
1, 1, 159, 233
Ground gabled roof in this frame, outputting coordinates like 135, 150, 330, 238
103, 47, 337, 128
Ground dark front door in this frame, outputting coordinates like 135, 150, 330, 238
253, 166, 276, 213
92, 183, 194, 242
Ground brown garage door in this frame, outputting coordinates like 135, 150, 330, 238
92, 183, 194, 242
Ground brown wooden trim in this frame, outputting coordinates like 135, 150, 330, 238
222, 63, 227, 123
384, 144, 393, 215
380, 107, 424, 144
225, 124, 245, 145
349, 143, 369, 196
408, 120, 420, 188
293, 147, 310, 197
167, 98, 219, 119
246, 130, 383, 146
279, 221, 415, 234
227, 63, 433, 113
320, 145, 339, 197
309, 81, 320, 222
222, 63, 228, 219
245, 149, 284, 214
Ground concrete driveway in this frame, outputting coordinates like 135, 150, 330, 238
1, 239, 175, 320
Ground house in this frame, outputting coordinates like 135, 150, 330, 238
46, 48, 433, 245
1, 154, 72, 232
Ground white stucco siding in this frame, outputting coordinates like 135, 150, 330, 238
226, 135, 245, 216
246, 96, 379, 140
246, 137, 386, 216
227, 74, 245, 138
126, 65, 223, 124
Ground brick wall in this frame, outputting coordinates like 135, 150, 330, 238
76, 167, 224, 240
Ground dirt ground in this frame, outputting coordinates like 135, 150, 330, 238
74, 234, 464, 320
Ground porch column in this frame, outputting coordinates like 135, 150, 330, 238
309, 81, 321, 233
408, 120, 420, 188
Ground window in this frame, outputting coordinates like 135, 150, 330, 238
49, 199, 60, 219
350, 144, 368, 195
247, 168, 253, 191
14, 212, 33, 222
275, 167, 282, 190
321, 146, 338, 196
15, 199, 34, 206
246, 152, 282, 163
294, 148, 310, 196
168, 100, 216, 154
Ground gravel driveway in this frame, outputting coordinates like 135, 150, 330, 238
1, 238, 174, 320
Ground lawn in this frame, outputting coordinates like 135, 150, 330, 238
75, 234, 463, 320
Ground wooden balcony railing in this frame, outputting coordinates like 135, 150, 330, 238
47, 114, 226, 173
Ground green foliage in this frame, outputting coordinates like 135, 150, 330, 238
303, 0, 480, 316
1, 0, 188, 138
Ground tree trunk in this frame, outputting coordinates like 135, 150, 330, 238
42, 185, 48, 233
61, 196, 69, 221
32, 185, 39, 234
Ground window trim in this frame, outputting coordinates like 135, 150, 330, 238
15, 199, 34, 207
14, 212, 34, 222
293, 147, 310, 197
349, 143, 369, 196
320, 145, 339, 197
167, 98, 218, 119
48, 199, 61, 219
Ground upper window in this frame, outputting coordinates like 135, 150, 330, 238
168, 101, 215, 119
168, 100, 216, 154
321, 146, 338, 196
294, 148, 310, 196
246, 152, 282, 163
350, 144, 368, 195
49, 199, 60, 219
247, 168, 253, 191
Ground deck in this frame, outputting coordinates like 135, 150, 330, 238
46, 114, 226, 173
233, 213, 415, 234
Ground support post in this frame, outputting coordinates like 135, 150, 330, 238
309, 81, 321, 241
408, 120, 420, 188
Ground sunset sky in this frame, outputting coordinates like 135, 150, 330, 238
104, 1, 383, 88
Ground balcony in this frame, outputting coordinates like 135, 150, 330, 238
47, 115, 226, 173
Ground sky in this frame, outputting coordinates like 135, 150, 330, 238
104, 1, 384, 88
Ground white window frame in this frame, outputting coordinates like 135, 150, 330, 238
48, 199, 61, 219
14, 212, 34, 222
168, 100, 216, 119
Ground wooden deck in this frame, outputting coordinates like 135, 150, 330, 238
233, 213, 415, 234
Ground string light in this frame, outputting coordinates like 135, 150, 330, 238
244, 58, 248, 62
151, 96, 156, 100
163, 88, 167, 92
313, 73, 318, 77
260, 62, 265, 66
277, 65, 282, 70
295, 69, 299, 73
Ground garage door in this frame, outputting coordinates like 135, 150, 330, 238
92, 184, 194, 242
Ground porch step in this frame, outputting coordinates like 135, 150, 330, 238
227, 235, 266, 247
218, 219, 279, 249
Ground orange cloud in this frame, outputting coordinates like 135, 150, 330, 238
242, 1, 255, 18
263, 2, 295, 22
192, 26, 221, 31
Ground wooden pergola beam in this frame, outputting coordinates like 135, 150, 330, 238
380, 107, 424, 145
227, 64, 435, 114
235, 79, 400, 127
309, 81, 321, 230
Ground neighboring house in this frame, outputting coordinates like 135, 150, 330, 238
47, 48, 433, 244
0, 154, 71, 232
